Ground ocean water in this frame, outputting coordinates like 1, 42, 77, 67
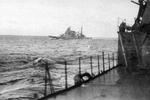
0, 35, 117, 100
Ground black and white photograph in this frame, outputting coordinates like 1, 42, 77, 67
0, 0, 150, 100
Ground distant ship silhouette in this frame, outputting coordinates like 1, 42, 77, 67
49, 27, 90, 39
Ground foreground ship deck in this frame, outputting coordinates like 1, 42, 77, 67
47, 67, 150, 100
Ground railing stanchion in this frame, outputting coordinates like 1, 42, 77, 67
46, 63, 54, 94
79, 57, 81, 75
112, 53, 114, 67
97, 55, 100, 74
102, 52, 105, 72
65, 61, 68, 89
44, 66, 47, 97
108, 54, 110, 70
117, 53, 118, 65
90, 56, 93, 75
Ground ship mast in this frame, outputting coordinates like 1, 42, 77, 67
81, 26, 83, 35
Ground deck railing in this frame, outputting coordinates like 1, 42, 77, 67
38, 51, 118, 100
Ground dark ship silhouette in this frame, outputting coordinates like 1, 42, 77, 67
49, 27, 88, 39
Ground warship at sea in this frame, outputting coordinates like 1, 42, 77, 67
48, 27, 90, 39
1, 0, 150, 100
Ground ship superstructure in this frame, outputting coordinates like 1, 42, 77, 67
118, 0, 150, 73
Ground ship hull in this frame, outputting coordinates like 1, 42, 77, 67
117, 31, 150, 71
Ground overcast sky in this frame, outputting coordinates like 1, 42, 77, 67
0, 0, 139, 38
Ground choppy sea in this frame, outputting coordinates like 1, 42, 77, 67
0, 35, 117, 100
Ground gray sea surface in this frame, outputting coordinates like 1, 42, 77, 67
0, 35, 117, 100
